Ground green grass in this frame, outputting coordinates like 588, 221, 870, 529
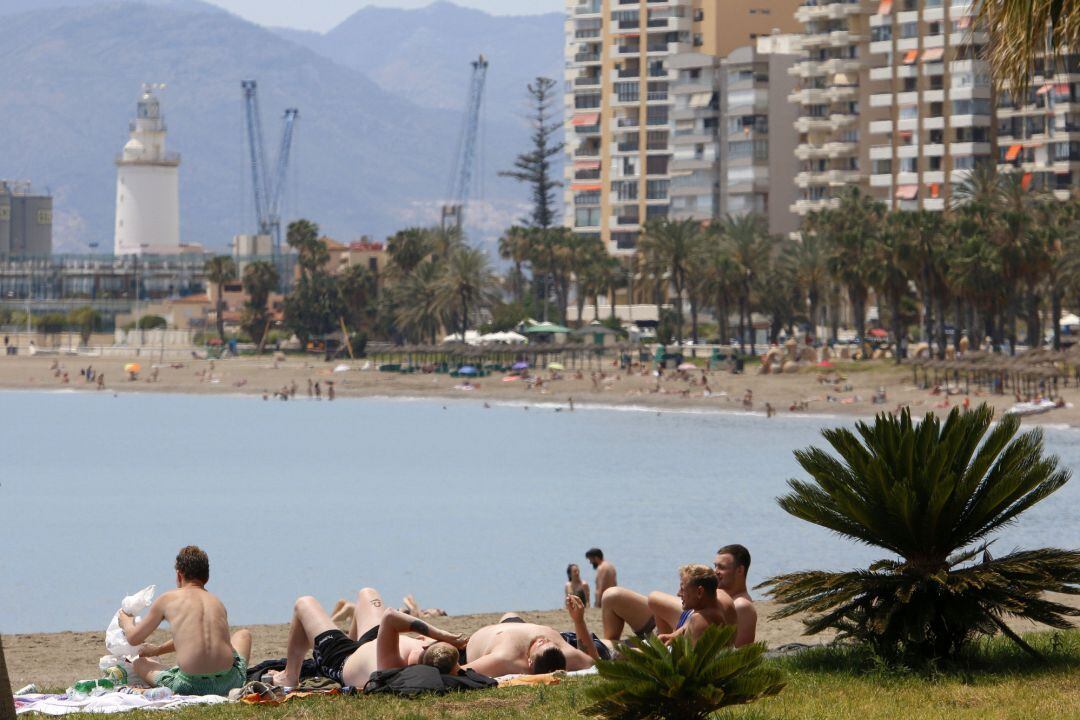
47, 631, 1080, 720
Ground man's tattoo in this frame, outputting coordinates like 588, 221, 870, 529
371, 599, 382, 607
409, 619, 430, 635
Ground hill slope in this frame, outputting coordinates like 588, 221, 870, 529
0, 2, 540, 251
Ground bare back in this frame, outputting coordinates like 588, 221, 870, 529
156, 587, 235, 674
595, 561, 617, 606
730, 592, 757, 647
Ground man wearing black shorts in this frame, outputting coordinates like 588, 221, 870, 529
270, 588, 467, 688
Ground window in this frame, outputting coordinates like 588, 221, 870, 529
952, 98, 992, 115
871, 159, 892, 174
612, 231, 638, 250
613, 180, 638, 200
646, 179, 669, 199
575, 207, 601, 227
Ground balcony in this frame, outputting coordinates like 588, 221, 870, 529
795, 144, 831, 160
795, 116, 833, 133
789, 88, 829, 105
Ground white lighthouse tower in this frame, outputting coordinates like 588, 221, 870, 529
114, 84, 181, 256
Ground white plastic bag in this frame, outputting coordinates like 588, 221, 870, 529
105, 585, 156, 656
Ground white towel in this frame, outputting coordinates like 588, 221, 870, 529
16, 693, 230, 716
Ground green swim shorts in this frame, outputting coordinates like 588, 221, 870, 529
155, 652, 247, 696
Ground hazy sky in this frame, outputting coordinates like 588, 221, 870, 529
206, 1, 566, 32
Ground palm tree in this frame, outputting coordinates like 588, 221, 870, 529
761, 405, 1080, 663
437, 246, 499, 344
824, 188, 882, 341
338, 263, 378, 335
498, 226, 532, 303
870, 212, 915, 363
286, 219, 328, 278
583, 626, 785, 720
386, 227, 434, 279
204, 255, 237, 342
976, 1, 1078, 96
394, 261, 444, 344
241, 260, 280, 352
702, 236, 739, 346
722, 214, 773, 354
788, 225, 830, 342
638, 217, 702, 344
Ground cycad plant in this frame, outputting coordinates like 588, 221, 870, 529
583, 626, 785, 720
761, 405, 1080, 663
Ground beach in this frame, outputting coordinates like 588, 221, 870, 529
7, 595, 1078, 690
2, 353, 1078, 426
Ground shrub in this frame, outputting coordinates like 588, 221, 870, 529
136, 315, 167, 330
583, 625, 784, 720
760, 405, 1080, 664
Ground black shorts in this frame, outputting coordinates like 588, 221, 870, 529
312, 627, 378, 685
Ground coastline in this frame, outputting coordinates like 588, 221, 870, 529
2, 354, 1078, 428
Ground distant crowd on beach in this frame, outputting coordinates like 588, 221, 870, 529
112, 542, 756, 695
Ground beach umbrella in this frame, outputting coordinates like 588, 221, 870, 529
512, 361, 529, 370
124, 363, 141, 374
502, 375, 520, 382
868, 328, 888, 338
548, 362, 565, 371
458, 365, 479, 376
677, 362, 697, 370
817, 360, 833, 368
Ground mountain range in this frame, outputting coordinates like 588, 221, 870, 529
0, 1, 564, 253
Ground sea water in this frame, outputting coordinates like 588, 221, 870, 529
1, 390, 1077, 633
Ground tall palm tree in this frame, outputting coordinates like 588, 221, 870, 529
702, 235, 739, 346
437, 246, 499, 344
394, 261, 444, 344
825, 188, 882, 341
386, 227, 434, 279
788, 225, 830, 341
204, 255, 237, 342
639, 217, 703, 344
870, 212, 916, 363
241, 260, 280, 352
722, 214, 773, 354
338, 263, 378, 335
286, 219, 328, 278
761, 405, 1080, 663
498, 226, 533, 303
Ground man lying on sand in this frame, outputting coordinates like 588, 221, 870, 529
121, 546, 251, 696
271, 588, 467, 688
600, 544, 757, 648
459, 596, 601, 676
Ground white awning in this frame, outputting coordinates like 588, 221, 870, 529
689, 92, 714, 108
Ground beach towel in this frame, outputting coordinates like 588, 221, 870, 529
14, 692, 229, 715
363, 666, 497, 696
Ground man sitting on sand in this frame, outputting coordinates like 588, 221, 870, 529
585, 547, 617, 607
657, 565, 732, 644
270, 588, 467, 688
600, 545, 757, 647
121, 546, 251, 696
460, 596, 601, 677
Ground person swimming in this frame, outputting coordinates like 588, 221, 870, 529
565, 564, 590, 608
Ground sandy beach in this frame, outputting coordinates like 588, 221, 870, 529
7, 595, 1078, 690
2, 354, 1078, 426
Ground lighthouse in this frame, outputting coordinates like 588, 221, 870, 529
114, 84, 181, 256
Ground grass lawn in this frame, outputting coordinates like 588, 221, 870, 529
47, 631, 1079, 720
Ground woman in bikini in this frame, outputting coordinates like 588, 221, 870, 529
565, 564, 590, 607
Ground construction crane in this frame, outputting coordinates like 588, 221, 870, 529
442, 55, 489, 234
241, 80, 298, 258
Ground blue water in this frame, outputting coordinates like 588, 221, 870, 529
1, 390, 1077, 634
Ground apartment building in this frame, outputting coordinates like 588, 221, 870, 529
997, 54, 1080, 197
790, 0, 1029, 214
564, 0, 801, 255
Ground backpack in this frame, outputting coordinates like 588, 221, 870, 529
363, 665, 498, 696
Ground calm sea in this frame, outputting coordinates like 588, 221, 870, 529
1, 390, 1077, 634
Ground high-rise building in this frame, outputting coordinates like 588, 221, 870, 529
564, 0, 802, 255
789, 0, 997, 213
0, 180, 52, 257
997, 55, 1080, 197
114, 84, 181, 256
666, 35, 801, 236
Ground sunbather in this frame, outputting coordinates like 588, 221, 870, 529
121, 546, 252, 696
270, 588, 467, 688
460, 597, 599, 677
601, 545, 755, 647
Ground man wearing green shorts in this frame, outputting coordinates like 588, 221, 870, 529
119, 546, 252, 696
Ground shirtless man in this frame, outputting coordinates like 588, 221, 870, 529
711, 544, 758, 647
657, 565, 731, 645
585, 547, 617, 608
271, 588, 467, 688
121, 546, 252, 696
461, 597, 600, 677
601, 544, 754, 647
